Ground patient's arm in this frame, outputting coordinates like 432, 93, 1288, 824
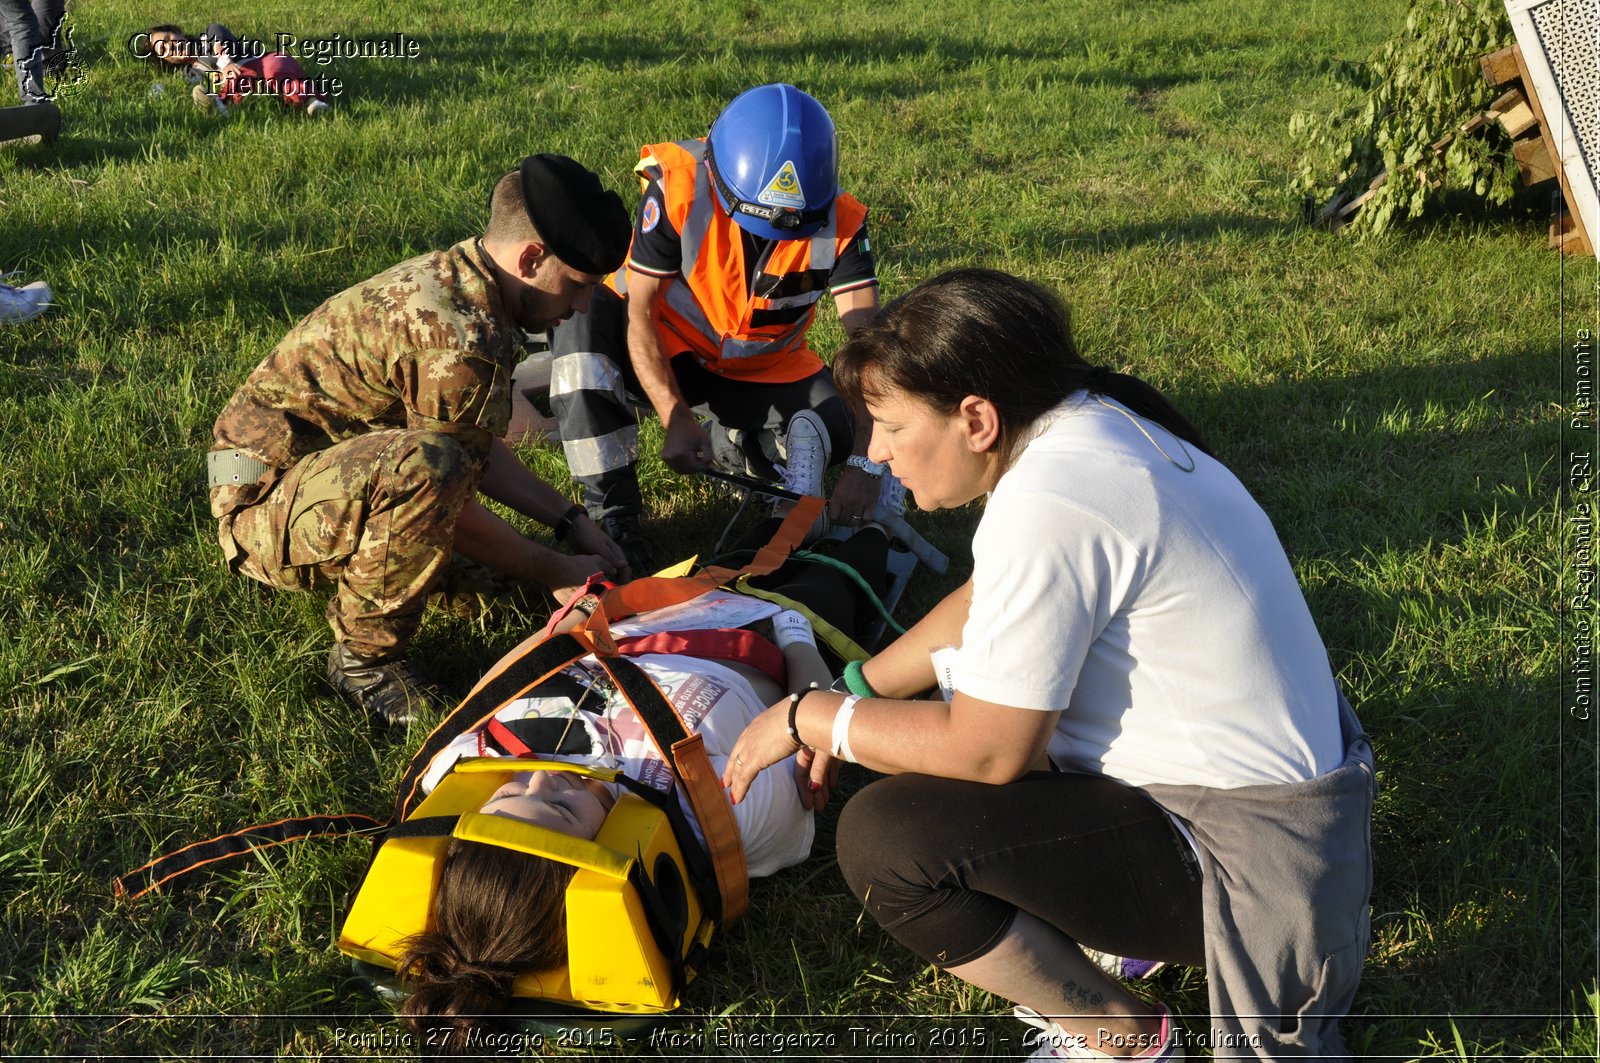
772, 611, 838, 810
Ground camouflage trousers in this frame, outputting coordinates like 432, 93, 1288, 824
218, 429, 532, 658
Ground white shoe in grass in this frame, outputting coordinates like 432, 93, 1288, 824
0, 280, 52, 323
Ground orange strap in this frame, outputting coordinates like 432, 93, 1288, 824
670, 733, 748, 924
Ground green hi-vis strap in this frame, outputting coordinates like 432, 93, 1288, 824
733, 578, 870, 662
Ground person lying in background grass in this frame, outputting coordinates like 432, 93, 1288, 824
724, 268, 1377, 1061
140, 22, 331, 117
392, 522, 892, 1049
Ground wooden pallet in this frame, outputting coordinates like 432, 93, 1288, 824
1316, 42, 1594, 255
1480, 43, 1593, 256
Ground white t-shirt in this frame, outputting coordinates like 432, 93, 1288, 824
422, 593, 814, 878
953, 395, 1343, 790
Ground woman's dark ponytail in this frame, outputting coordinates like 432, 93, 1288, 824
1089, 370, 1215, 459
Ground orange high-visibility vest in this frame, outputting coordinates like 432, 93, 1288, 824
614, 139, 871, 384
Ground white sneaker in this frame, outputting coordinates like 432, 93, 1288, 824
774, 408, 830, 540
304, 99, 332, 118
0, 280, 52, 323
1013, 1005, 1183, 1060
776, 408, 829, 499
1016, 1007, 1096, 1059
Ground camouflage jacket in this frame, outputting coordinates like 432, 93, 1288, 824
210, 239, 521, 516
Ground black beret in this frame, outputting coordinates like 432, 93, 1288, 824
518, 153, 631, 276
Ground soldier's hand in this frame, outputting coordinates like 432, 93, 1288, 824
566, 515, 630, 582
549, 553, 615, 602
662, 410, 713, 474
828, 465, 881, 528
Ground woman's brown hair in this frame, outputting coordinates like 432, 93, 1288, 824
397, 839, 576, 1052
835, 268, 1213, 465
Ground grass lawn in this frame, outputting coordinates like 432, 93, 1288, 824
1, 0, 1593, 1058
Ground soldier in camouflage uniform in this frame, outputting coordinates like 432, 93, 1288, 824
208, 154, 633, 725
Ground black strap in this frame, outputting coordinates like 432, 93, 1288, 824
113, 813, 384, 901
589, 656, 725, 922
116, 635, 595, 903
392, 634, 590, 822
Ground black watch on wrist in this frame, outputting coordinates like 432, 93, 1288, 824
553, 503, 586, 542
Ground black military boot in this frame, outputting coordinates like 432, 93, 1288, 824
326, 644, 452, 726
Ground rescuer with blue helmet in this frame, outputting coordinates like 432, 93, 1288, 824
547, 84, 898, 572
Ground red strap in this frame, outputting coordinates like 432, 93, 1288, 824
486, 717, 534, 757
614, 628, 786, 685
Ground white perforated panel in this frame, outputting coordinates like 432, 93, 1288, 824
1529, 0, 1599, 179
1507, 0, 1600, 259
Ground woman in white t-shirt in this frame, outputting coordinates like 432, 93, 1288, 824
724, 269, 1375, 1061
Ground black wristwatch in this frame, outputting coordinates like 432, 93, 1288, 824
552, 504, 587, 542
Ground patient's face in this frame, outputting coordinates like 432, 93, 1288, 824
481, 770, 615, 839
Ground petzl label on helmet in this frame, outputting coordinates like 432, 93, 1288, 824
640, 196, 662, 234
757, 160, 806, 209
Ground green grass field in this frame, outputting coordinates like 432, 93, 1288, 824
1, 0, 1594, 1058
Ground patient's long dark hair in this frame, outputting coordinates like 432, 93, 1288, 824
835, 268, 1213, 466
396, 840, 575, 1054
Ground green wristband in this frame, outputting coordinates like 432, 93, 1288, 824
843, 659, 877, 698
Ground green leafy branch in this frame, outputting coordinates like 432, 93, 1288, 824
1291, 0, 1518, 235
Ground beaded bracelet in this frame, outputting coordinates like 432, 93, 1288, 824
787, 682, 819, 749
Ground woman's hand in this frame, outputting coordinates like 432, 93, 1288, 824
793, 745, 841, 811
722, 700, 802, 805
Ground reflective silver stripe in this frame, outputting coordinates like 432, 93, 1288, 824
206, 448, 271, 488
808, 209, 839, 273
664, 280, 721, 341
761, 290, 826, 311
719, 322, 809, 361
550, 351, 625, 399
679, 147, 714, 282
562, 425, 639, 478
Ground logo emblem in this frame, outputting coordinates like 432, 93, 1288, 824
756, 160, 806, 209
640, 196, 662, 234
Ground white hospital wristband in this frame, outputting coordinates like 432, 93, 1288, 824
771, 609, 816, 650
830, 695, 862, 764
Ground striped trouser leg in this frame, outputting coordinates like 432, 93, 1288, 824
549, 291, 642, 522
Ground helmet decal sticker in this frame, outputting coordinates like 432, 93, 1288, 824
757, 159, 807, 209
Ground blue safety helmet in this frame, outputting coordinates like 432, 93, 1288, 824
705, 84, 838, 241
